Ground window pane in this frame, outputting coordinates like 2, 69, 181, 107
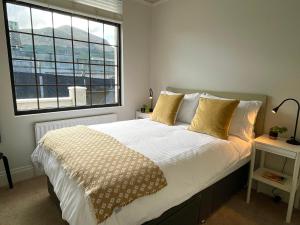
36, 61, 56, 85
34, 36, 54, 61
53, 13, 71, 39
38, 85, 57, 98
75, 64, 90, 86
6, 3, 31, 32
39, 89, 58, 109
39, 94, 58, 109
32, 8, 53, 36
106, 86, 118, 104
57, 63, 74, 85
55, 38, 73, 62
10, 32, 34, 60
15, 86, 38, 111
105, 46, 117, 65
89, 21, 103, 43
58, 86, 75, 108
86, 88, 92, 106
73, 41, 89, 64
13, 60, 35, 85
90, 43, 103, 64
105, 66, 117, 86
90, 86, 105, 105
91, 65, 104, 85
72, 17, 88, 41
104, 24, 118, 46
38, 86, 58, 110
74, 86, 88, 106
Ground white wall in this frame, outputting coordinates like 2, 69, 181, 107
0, 0, 151, 184
150, 0, 300, 202
150, 0, 300, 166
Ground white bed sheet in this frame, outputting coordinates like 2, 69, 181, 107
31, 119, 252, 225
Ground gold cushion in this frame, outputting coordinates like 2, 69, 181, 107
151, 94, 184, 125
188, 98, 240, 139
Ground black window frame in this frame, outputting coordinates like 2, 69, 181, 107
3, 0, 122, 116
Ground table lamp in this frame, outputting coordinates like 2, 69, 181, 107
149, 88, 153, 112
272, 98, 300, 145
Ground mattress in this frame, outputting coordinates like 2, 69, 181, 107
31, 119, 252, 225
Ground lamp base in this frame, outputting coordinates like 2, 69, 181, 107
286, 138, 300, 145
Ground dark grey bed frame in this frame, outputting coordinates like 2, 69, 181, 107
47, 87, 267, 225
47, 163, 249, 225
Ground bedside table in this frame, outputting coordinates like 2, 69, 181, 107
246, 134, 300, 223
136, 111, 152, 119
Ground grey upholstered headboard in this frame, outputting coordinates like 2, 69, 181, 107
166, 87, 268, 136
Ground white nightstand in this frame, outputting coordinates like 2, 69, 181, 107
246, 134, 300, 223
135, 111, 152, 119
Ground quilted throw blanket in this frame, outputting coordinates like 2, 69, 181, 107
39, 125, 167, 224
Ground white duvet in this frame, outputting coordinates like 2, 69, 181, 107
31, 119, 252, 225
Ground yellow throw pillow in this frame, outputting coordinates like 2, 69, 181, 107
151, 94, 184, 126
188, 98, 240, 139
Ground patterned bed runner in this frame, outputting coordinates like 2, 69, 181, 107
40, 125, 167, 223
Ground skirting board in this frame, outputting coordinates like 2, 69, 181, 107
0, 164, 36, 187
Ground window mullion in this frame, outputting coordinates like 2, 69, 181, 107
10, 57, 111, 67
51, 11, 59, 109
117, 24, 121, 105
29, 7, 40, 110
103, 24, 106, 105
70, 16, 77, 107
8, 30, 118, 48
87, 20, 92, 106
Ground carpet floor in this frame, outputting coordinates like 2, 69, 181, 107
0, 176, 299, 225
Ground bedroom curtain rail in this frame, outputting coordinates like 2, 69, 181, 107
15, 0, 123, 22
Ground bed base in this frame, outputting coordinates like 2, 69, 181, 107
47, 163, 249, 225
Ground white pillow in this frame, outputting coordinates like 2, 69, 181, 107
161, 91, 201, 123
201, 93, 262, 141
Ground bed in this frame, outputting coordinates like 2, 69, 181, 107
32, 87, 267, 225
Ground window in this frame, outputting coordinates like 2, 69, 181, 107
3, 0, 121, 115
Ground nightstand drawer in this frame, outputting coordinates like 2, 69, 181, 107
255, 142, 297, 159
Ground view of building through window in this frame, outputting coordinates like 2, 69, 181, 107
5, 1, 121, 115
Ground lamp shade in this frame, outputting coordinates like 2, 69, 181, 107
149, 88, 153, 98
149, 88, 154, 112
272, 106, 280, 114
